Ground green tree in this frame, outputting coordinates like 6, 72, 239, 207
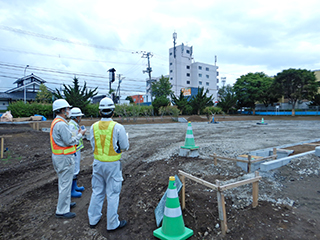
171, 90, 190, 114
150, 75, 173, 115
217, 84, 237, 113
54, 77, 98, 115
151, 75, 173, 98
308, 93, 320, 107
36, 84, 53, 103
259, 77, 280, 107
152, 96, 170, 115
125, 96, 134, 104
233, 72, 272, 113
273, 68, 319, 116
189, 87, 214, 115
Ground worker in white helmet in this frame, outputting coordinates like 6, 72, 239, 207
68, 107, 85, 198
50, 99, 86, 219
88, 97, 129, 231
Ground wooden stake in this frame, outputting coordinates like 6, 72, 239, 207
214, 153, 217, 166
252, 171, 259, 208
181, 175, 186, 210
216, 180, 227, 235
1, 137, 4, 159
247, 155, 251, 173
273, 148, 277, 160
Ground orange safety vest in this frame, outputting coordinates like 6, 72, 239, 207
50, 118, 77, 155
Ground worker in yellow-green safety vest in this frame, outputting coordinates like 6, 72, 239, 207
51, 99, 86, 219
68, 107, 85, 198
88, 97, 129, 231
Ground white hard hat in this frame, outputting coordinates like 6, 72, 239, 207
70, 107, 84, 117
53, 99, 72, 111
99, 97, 115, 110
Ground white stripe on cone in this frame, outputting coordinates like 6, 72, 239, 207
167, 189, 178, 198
164, 206, 182, 218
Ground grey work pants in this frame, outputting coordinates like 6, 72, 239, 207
88, 160, 123, 230
52, 153, 75, 214
74, 150, 81, 177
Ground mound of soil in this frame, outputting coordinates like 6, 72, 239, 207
187, 115, 208, 122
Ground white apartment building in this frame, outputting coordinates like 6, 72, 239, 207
169, 36, 219, 100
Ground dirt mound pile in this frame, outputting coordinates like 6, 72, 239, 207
186, 115, 207, 122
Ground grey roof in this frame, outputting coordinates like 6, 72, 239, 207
0, 91, 38, 101
13, 73, 46, 84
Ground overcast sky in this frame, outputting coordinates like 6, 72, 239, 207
1, 0, 320, 97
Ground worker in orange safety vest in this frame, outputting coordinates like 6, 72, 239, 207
50, 99, 86, 219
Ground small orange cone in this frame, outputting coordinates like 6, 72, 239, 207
153, 176, 193, 240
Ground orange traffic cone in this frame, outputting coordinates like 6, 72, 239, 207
153, 176, 193, 240
181, 122, 199, 150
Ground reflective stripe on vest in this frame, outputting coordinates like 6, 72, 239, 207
50, 118, 77, 155
93, 121, 121, 162
69, 120, 84, 151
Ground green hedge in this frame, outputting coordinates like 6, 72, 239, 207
8, 101, 52, 118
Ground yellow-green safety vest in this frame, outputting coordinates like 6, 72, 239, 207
93, 121, 121, 162
69, 121, 84, 151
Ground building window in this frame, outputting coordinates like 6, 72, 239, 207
170, 52, 172, 55
217, 79, 219, 83
170, 62, 172, 65
206, 75, 209, 78
206, 82, 209, 86
186, 65, 190, 69
206, 67, 209, 71
199, 73, 202, 77
170, 77, 173, 80
186, 73, 190, 77
217, 86, 219, 90
186, 50, 190, 54
170, 70, 173, 73
217, 71, 219, 76
199, 81, 202, 85
198, 66, 202, 70
186, 81, 190, 84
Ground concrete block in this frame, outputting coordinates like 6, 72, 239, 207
260, 150, 315, 172
315, 146, 320, 157
179, 148, 199, 157
236, 155, 265, 172
178, 118, 188, 123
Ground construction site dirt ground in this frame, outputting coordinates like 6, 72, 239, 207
1, 115, 320, 240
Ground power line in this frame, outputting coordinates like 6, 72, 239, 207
0, 62, 147, 83
0, 25, 136, 53
0, 25, 168, 61
0, 47, 147, 66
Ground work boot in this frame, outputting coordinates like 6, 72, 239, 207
107, 220, 127, 232
74, 179, 85, 192
71, 180, 82, 198
55, 212, 76, 219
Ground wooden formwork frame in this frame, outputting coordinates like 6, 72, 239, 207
0, 135, 12, 158
31, 122, 40, 131
178, 170, 262, 236
210, 148, 277, 173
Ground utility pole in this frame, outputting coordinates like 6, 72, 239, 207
116, 74, 125, 104
107, 68, 116, 100
141, 51, 153, 102
24, 65, 29, 103
173, 32, 177, 96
